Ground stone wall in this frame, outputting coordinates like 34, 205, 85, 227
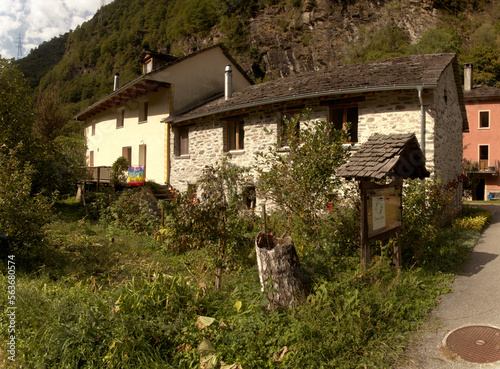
358, 89, 435, 171
432, 63, 464, 184
169, 86, 463, 210
432, 63, 465, 210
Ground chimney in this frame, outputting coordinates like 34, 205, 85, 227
114, 73, 120, 91
464, 63, 473, 92
225, 65, 232, 101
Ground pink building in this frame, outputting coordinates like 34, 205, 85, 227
463, 63, 500, 200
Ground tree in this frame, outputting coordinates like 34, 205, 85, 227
255, 111, 351, 243
34, 86, 70, 142
159, 157, 254, 289
0, 148, 53, 259
0, 59, 35, 159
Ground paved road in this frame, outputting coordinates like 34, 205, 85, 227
402, 204, 500, 368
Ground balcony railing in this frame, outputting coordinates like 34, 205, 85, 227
84, 166, 112, 183
466, 160, 499, 176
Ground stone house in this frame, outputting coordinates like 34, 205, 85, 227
76, 48, 468, 207
462, 63, 500, 200
75, 45, 253, 183
166, 53, 468, 207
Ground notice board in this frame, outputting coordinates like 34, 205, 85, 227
366, 183, 402, 239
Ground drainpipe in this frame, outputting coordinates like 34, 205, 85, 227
417, 86, 426, 161
165, 122, 170, 185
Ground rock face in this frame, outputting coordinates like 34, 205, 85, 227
242, 0, 438, 79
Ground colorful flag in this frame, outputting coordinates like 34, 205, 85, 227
128, 166, 144, 186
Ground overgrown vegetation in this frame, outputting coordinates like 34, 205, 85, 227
0, 59, 84, 260
1, 111, 494, 367
0, 194, 488, 368
256, 112, 352, 246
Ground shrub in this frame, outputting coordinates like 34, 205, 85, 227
0, 149, 53, 260
401, 176, 457, 266
157, 158, 259, 288
110, 156, 129, 188
104, 188, 160, 234
452, 206, 491, 231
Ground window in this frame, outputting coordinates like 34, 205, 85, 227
330, 106, 358, 142
117, 109, 125, 128
89, 151, 94, 166
479, 111, 490, 129
479, 145, 489, 170
177, 127, 189, 156
122, 146, 132, 165
139, 101, 148, 123
280, 111, 301, 147
91, 123, 95, 136
227, 121, 244, 151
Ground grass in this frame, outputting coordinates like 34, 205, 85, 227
0, 198, 491, 368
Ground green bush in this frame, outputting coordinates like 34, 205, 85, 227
104, 188, 160, 234
256, 111, 351, 248
110, 156, 129, 188
401, 176, 456, 266
85, 191, 112, 220
0, 150, 53, 260
452, 206, 491, 231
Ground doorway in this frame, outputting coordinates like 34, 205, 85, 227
475, 178, 485, 201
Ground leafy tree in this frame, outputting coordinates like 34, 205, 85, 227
255, 111, 351, 243
0, 59, 34, 158
159, 158, 256, 289
34, 86, 70, 142
462, 46, 500, 87
0, 148, 53, 259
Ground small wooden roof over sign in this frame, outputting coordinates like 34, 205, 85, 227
337, 133, 430, 180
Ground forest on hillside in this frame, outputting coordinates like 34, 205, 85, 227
13, 0, 500, 117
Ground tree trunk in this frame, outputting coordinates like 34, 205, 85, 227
255, 232, 307, 310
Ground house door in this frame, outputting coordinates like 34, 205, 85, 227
475, 178, 486, 201
139, 144, 147, 180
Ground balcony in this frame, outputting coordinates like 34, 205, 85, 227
466, 160, 499, 176
84, 166, 112, 183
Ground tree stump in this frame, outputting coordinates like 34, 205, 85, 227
255, 232, 307, 310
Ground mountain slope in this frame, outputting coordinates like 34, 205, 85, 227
15, 0, 500, 116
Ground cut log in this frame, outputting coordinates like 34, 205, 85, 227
255, 232, 307, 310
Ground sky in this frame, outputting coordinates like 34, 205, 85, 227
0, 0, 114, 59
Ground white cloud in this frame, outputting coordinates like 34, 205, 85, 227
0, 0, 112, 59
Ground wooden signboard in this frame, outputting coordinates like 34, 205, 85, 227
360, 178, 403, 268
367, 184, 402, 239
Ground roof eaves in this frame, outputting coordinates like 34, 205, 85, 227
74, 76, 169, 121
169, 83, 438, 124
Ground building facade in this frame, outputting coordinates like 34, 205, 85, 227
166, 53, 467, 208
76, 50, 468, 208
75, 45, 253, 184
463, 63, 500, 200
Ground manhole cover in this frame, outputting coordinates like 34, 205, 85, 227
445, 325, 500, 364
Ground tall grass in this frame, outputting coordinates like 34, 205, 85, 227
0, 201, 489, 368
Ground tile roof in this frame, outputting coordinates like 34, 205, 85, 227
337, 133, 430, 180
173, 53, 458, 123
464, 85, 500, 99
